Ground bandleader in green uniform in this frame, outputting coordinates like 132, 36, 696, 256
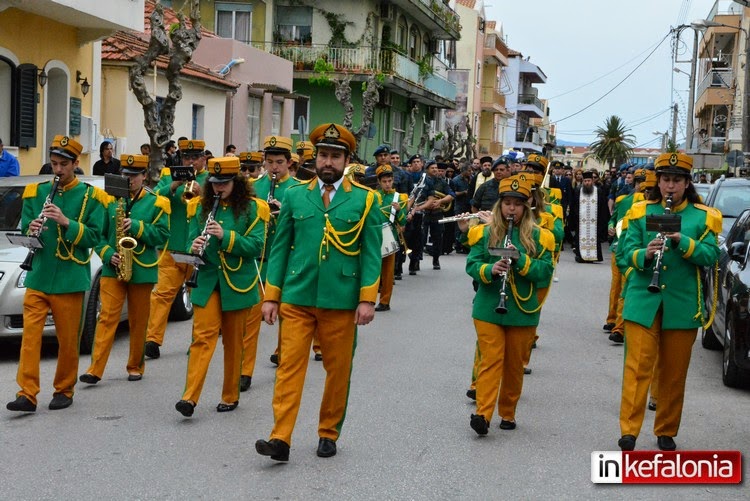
6, 135, 107, 412
175, 157, 269, 417
255, 123, 382, 462
145, 139, 209, 359
80, 154, 170, 384
617, 153, 721, 452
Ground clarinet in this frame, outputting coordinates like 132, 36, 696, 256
647, 194, 674, 293
407, 173, 427, 218
185, 194, 221, 288
20, 176, 61, 271
267, 173, 277, 203
495, 216, 515, 314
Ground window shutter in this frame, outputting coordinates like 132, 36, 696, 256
16, 64, 37, 148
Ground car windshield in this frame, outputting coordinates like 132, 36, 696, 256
714, 185, 750, 218
0, 186, 25, 231
694, 184, 710, 202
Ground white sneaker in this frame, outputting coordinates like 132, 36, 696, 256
553, 276, 559, 282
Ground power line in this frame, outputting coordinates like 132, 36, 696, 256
553, 31, 671, 124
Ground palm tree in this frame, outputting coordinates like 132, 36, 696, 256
588, 115, 636, 168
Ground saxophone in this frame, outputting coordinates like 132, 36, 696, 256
115, 198, 137, 282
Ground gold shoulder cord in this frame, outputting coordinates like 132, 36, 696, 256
218, 207, 268, 293
694, 226, 719, 329
509, 247, 552, 315
56, 187, 93, 265
319, 191, 375, 260
132, 203, 170, 267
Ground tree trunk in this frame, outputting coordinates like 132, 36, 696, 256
353, 74, 382, 147
334, 74, 354, 130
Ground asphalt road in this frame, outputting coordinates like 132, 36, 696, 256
0, 248, 748, 500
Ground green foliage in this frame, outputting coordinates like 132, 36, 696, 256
666, 139, 678, 153
323, 12, 355, 48
588, 115, 636, 167
309, 58, 335, 86
418, 55, 433, 79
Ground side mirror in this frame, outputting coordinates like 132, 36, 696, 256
728, 241, 747, 263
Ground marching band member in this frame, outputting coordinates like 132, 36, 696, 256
240, 136, 300, 391
145, 139, 209, 359
7, 135, 107, 412
239, 151, 263, 180
175, 157, 269, 417
617, 152, 721, 451
255, 123, 381, 462
374, 165, 408, 312
466, 176, 554, 435
80, 154, 170, 384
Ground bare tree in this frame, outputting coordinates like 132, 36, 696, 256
333, 74, 354, 129
417, 116, 430, 156
129, 0, 202, 183
352, 74, 382, 147
400, 102, 419, 159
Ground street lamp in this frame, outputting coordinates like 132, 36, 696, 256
653, 131, 669, 152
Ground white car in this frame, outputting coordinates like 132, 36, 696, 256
0, 175, 192, 353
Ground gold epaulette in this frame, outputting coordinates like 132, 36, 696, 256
695, 203, 723, 235
548, 187, 562, 201
88, 185, 114, 207
22, 183, 39, 199
399, 193, 409, 203
467, 224, 486, 247
615, 194, 628, 205
255, 198, 271, 222
186, 198, 200, 218
351, 179, 374, 192
633, 192, 645, 203
539, 211, 554, 230
160, 167, 171, 178
539, 227, 555, 252
548, 203, 563, 220
154, 194, 171, 215
627, 200, 650, 220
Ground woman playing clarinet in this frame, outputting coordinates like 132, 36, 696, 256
175, 157, 269, 417
466, 175, 554, 436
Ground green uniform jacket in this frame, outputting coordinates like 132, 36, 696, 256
376, 189, 407, 241
620, 198, 721, 329
154, 167, 209, 251
96, 190, 171, 284
21, 178, 107, 294
466, 224, 555, 326
186, 197, 270, 311
614, 192, 646, 275
264, 177, 382, 309
538, 204, 564, 288
253, 173, 300, 280
609, 192, 635, 253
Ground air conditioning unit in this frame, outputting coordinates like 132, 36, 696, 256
380, 2, 395, 21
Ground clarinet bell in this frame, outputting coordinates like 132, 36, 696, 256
20, 251, 35, 271
185, 267, 199, 289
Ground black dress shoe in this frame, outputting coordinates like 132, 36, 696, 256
239, 375, 252, 392
79, 373, 100, 384
394, 274, 402, 280
523, 367, 532, 375
432, 258, 440, 270
374, 303, 390, 312
618, 435, 636, 451
657, 436, 676, 451
470, 414, 489, 435
317, 438, 337, 458
6, 396, 36, 412
255, 438, 290, 462
175, 399, 195, 417
609, 332, 624, 343
603, 323, 615, 332
216, 401, 239, 412
269, 353, 279, 366
499, 419, 516, 430
409, 270, 417, 276
648, 400, 657, 411
127, 374, 143, 381
48, 393, 73, 410
314, 353, 323, 362
144, 341, 160, 359
466, 389, 476, 401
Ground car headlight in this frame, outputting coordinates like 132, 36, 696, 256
17, 270, 27, 288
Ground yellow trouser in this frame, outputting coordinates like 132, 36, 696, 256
271, 335, 321, 360
182, 291, 247, 405
17, 289, 84, 405
474, 319, 535, 423
270, 304, 356, 445
242, 287, 267, 377
612, 289, 625, 334
85, 278, 153, 378
649, 353, 659, 405
619, 311, 697, 438
146, 252, 191, 346
607, 253, 623, 325
378, 254, 396, 305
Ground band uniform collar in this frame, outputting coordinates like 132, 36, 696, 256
61, 177, 80, 192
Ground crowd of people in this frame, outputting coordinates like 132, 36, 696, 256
4, 127, 722, 459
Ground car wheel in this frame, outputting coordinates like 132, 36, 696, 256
722, 313, 750, 388
80, 273, 102, 355
701, 323, 722, 350
168, 284, 193, 321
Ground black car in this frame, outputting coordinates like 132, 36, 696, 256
702, 208, 750, 388
702, 176, 750, 238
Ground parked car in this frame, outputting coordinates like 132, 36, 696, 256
701, 208, 750, 388
693, 182, 711, 203
702, 176, 750, 239
0, 176, 192, 354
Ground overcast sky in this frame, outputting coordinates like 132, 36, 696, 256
484, 0, 717, 147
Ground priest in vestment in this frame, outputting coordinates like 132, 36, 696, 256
568, 170, 609, 263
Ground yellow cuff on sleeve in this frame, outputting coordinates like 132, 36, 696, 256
264, 283, 282, 303
517, 254, 531, 276
226, 230, 236, 253
135, 221, 144, 239
479, 263, 493, 284
359, 280, 380, 303
72, 222, 85, 245
682, 237, 695, 258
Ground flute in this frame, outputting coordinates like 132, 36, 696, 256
20, 176, 61, 271
438, 213, 480, 224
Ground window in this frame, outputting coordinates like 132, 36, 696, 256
216, 2, 252, 43
271, 100, 282, 135
276, 6, 312, 44
247, 96, 261, 150
409, 25, 420, 59
192, 104, 204, 139
292, 96, 309, 134
396, 17, 408, 51
0, 59, 38, 148
391, 110, 405, 152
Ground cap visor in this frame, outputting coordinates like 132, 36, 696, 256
208, 175, 234, 183
500, 192, 529, 200
121, 168, 144, 175
656, 167, 690, 176
49, 148, 76, 160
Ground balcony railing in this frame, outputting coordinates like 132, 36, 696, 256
707, 0, 743, 21
250, 42, 456, 102
481, 87, 505, 108
697, 68, 733, 97
518, 93, 543, 110
483, 33, 509, 57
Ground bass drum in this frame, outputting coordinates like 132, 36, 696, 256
381, 222, 400, 257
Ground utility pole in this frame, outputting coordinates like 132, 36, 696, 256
686, 29, 699, 151
743, 19, 750, 154
671, 103, 678, 146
